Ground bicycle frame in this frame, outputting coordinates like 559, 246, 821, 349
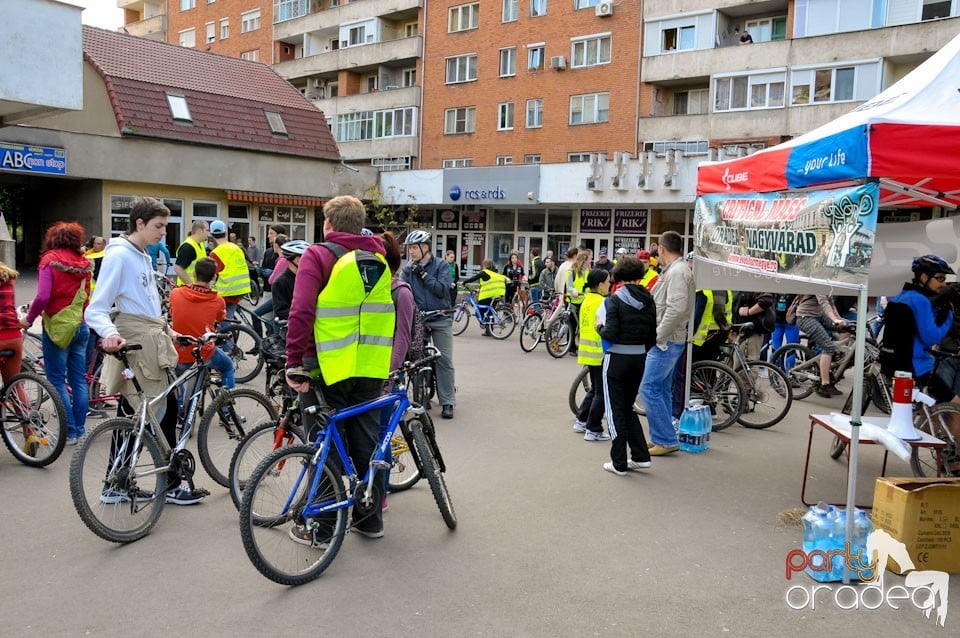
457, 291, 505, 326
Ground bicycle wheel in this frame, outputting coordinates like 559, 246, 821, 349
771, 344, 818, 400
519, 311, 544, 353
488, 307, 516, 340
229, 419, 306, 511
223, 323, 264, 384
545, 318, 572, 358
408, 417, 457, 529
736, 361, 793, 429
451, 305, 470, 336
239, 445, 348, 586
690, 361, 746, 431
198, 387, 279, 487
388, 419, 421, 492
409, 367, 432, 408
0, 372, 69, 467
69, 418, 167, 543
911, 403, 960, 478
568, 366, 591, 416
244, 279, 262, 307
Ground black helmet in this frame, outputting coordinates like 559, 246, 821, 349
912, 255, 954, 276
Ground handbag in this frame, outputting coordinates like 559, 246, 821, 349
42, 285, 87, 348
785, 296, 801, 325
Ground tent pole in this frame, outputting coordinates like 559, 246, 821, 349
684, 285, 696, 409
842, 286, 869, 584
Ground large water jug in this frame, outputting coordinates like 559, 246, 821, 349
852, 509, 875, 580
804, 503, 836, 582
678, 404, 699, 453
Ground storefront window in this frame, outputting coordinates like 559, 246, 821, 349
517, 210, 545, 232
547, 209, 573, 233
491, 208, 514, 231
649, 209, 692, 252
490, 233, 515, 270
259, 205, 307, 243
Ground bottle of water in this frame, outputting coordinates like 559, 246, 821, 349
828, 508, 848, 581
697, 404, 711, 452
803, 503, 836, 582
853, 509, 875, 580
678, 404, 699, 453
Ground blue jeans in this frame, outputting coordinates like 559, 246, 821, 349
769, 322, 800, 371
639, 341, 685, 447
252, 297, 275, 337
530, 286, 542, 304
42, 323, 90, 439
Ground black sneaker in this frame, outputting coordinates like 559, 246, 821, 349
165, 486, 207, 505
289, 524, 330, 548
441, 405, 454, 419
816, 384, 842, 398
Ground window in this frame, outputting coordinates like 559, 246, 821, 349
793, 0, 877, 37
405, 22, 418, 37
166, 94, 192, 122
371, 156, 413, 171
568, 152, 594, 162
444, 107, 476, 134
348, 25, 367, 46
205, 21, 215, 43
443, 158, 474, 168
498, 102, 515, 130
531, 0, 547, 17
524, 154, 541, 164
241, 9, 261, 33
672, 89, 709, 115
569, 92, 609, 124
496, 156, 513, 166
449, 3, 480, 32
259, 206, 307, 243
662, 25, 695, 51
922, 0, 952, 20
790, 61, 879, 105
178, 28, 195, 48
526, 98, 543, 128
571, 34, 611, 68
265, 111, 287, 135
219, 18, 229, 39
366, 75, 378, 92
643, 140, 709, 156
499, 47, 516, 77
402, 69, 416, 87
503, 0, 518, 22
527, 44, 544, 71
275, 0, 309, 22
336, 107, 417, 141
744, 17, 787, 43
180, 0, 196, 10
574, 0, 600, 7
714, 71, 785, 111
445, 54, 478, 83
240, 49, 260, 62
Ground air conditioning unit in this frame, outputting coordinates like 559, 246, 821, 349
596, 1, 614, 17
550, 55, 566, 70
312, 79, 324, 88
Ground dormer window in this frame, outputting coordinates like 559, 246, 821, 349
265, 111, 288, 136
166, 94, 192, 122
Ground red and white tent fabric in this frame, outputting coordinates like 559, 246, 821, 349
697, 31, 960, 210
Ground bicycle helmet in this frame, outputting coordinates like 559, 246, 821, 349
912, 254, 955, 276
280, 239, 310, 259
403, 229, 432, 246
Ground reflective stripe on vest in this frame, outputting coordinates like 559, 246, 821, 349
640, 268, 658, 291
212, 241, 251, 297
176, 236, 207, 285
478, 270, 506, 300
577, 291, 605, 366
314, 250, 395, 385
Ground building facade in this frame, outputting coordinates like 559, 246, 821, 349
119, 0, 168, 41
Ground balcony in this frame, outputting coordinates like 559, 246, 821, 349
274, 0, 422, 38
274, 37, 422, 80
308, 85, 419, 119
338, 136, 419, 163
123, 14, 166, 40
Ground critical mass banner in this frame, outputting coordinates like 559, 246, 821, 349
694, 183, 878, 291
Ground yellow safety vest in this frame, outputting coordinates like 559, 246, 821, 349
176, 236, 207, 285
212, 241, 251, 297
639, 268, 658, 290
314, 249, 395, 385
578, 291, 605, 367
692, 290, 732, 346
86, 249, 105, 291
478, 269, 507, 301
568, 269, 587, 305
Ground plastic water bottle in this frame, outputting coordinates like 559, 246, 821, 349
678, 405, 698, 453
802, 503, 836, 582
853, 509, 875, 580
696, 404, 711, 452
828, 508, 848, 581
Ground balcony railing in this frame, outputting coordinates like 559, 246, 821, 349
274, 0, 309, 23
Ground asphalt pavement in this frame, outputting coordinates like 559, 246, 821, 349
0, 273, 954, 636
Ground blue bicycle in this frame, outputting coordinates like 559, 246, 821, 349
238, 349, 455, 586
451, 288, 517, 339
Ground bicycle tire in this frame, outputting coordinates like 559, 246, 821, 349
690, 361, 746, 431
736, 361, 793, 429
519, 311, 544, 353
408, 417, 457, 530
388, 419, 421, 492
69, 418, 167, 543
223, 323, 264, 384
198, 387, 278, 487
244, 278, 262, 307
911, 403, 960, 478
229, 419, 306, 511
239, 445, 347, 585
545, 317, 572, 358
488, 307, 517, 340
451, 305, 470, 336
0, 372, 69, 467
568, 366, 591, 416
771, 344, 817, 400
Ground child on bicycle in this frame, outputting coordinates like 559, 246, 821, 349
461, 259, 508, 337
573, 269, 612, 442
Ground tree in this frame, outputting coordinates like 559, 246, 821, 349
359, 183, 419, 236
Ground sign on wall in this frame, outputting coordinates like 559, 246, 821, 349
579, 209, 611, 233
437, 210, 459, 230
0, 142, 66, 175
614, 209, 648, 235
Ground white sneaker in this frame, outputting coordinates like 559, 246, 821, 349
584, 430, 611, 441
602, 461, 627, 476
572, 420, 587, 433
627, 460, 652, 470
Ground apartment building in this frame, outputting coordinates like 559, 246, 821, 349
158, 0, 275, 62
119, 0, 167, 41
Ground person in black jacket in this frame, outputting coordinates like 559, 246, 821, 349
599, 257, 658, 476
732, 291, 774, 361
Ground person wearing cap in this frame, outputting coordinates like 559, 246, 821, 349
174, 220, 209, 286
595, 249, 613, 274
636, 250, 659, 290
208, 219, 251, 321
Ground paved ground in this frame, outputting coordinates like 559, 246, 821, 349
1, 271, 954, 636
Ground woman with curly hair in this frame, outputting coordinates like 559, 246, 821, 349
0, 261, 23, 383
22, 222, 93, 445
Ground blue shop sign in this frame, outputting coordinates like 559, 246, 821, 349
0, 142, 67, 175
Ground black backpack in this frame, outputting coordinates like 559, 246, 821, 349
391, 281, 426, 364
878, 300, 916, 376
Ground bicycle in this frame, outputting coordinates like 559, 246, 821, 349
0, 348, 69, 467
544, 301, 577, 358
717, 324, 793, 429
569, 364, 644, 417
238, 350, 455, 586
451, 288, 517, 339
519, 291, 561, 353
770, 323, 864, 400
219, 308, 264, 384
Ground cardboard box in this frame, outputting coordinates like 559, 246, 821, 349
871, 477, 960, 574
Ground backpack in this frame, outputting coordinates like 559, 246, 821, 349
391, 280, 426, 364
878, 300, 916, 376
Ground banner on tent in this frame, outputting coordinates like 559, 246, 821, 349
694, 183, 878, 289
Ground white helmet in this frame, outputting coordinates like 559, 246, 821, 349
280, 239, 310, 259
403, 229, 432, 246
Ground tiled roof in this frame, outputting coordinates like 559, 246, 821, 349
82, 26, 339, 161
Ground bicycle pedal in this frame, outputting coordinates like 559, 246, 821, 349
369, 460, 391, 471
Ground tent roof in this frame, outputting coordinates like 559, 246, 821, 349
697, 32, 960, 209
